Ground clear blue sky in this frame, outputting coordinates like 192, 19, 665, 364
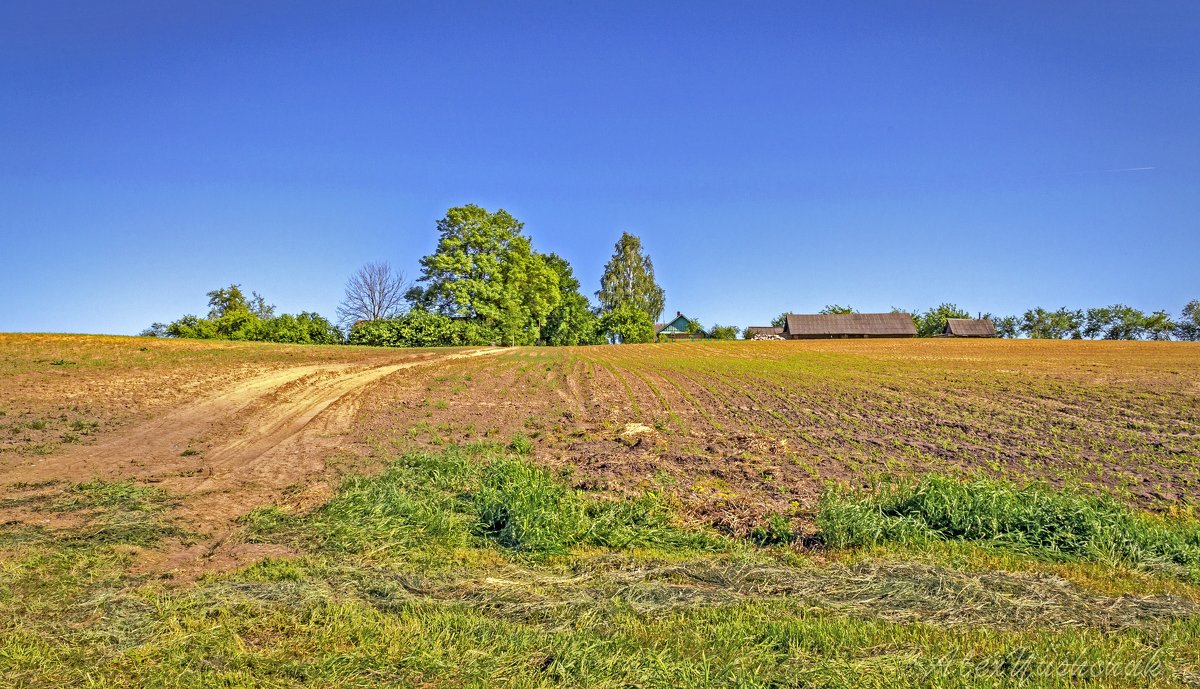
2, 1, 1197, 334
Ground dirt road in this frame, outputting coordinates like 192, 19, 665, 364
0, 347, 500, 574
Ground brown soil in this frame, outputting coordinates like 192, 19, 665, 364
3, 335, 1198, 575
0, 344, 500, 576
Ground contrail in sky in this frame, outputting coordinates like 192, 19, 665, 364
1097, 166, 1156, 172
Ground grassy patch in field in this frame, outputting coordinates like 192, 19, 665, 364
245, 443, 726, 562
817, 474, 1200, 578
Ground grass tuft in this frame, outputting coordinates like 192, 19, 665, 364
817, 475, 1200, 576
749, 513, 797, 547
474, 458, 587, 554
506, 433, 534, 456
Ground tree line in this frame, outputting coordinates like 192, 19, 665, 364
990, 303, 1197, 340
144, 205, 671, 347
143, 204, 1200, 346
142, 285, 341, 344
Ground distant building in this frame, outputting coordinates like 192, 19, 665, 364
655, 312, 707, 341
943, 318, 996, 338
747, 312, 917, 339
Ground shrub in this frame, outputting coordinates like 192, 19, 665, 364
348, 310, 500, 347
150, 286, 341, 345
709, 324, 740, 340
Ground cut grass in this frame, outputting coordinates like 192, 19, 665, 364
4, 447, 1200, 687
817, 474, 1200, 578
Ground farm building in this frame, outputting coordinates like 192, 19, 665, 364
745, 326, 784, 340
746, 312, 918, 339
655, 312, 707, 341
943, 318, 996, 337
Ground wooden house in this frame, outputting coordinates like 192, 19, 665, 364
655, 312, 707, 341
766, 312, 917, 339
943, 318, 996, 338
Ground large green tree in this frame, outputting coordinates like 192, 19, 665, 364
601, 303, 655, 344
915, 303, 971, 337
1083, 304, 1148, 340
990, 314, 1020, 338
1176, 300, 1200, 341
1143, 310, 1176, 341
709, 324, 740, 340
206, 284, 274, 320
408, 205, 561, 346
1020, 307, 1084, 339
540, 253, 603, 346
596, 233, 666, 323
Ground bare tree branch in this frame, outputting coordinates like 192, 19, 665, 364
337, 261, 408, 328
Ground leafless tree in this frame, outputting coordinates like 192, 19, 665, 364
337, 261, 408, 328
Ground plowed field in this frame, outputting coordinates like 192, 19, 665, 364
4, 335, 1197, 557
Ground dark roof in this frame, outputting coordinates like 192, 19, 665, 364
653, 323, 668, 334
784, 313, 917, 337
944, 318, 996, 337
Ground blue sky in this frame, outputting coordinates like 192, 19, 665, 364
2, 1, 1197, 334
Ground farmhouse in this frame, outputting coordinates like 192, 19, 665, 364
655, 312, 707, 341
943, 318, 996, 337
746, 312, 917, 339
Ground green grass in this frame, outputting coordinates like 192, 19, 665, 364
246, 443, 726, 560
4, 449, 1200, 687
817, 474, 1200, 578
749, 512, 798, 546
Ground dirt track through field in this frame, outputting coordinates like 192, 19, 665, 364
0, 348, 501, 574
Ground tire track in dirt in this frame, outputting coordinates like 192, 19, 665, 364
0, 348, 502, 575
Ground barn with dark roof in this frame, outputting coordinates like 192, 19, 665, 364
943, 318, 996, 338
781, 313, 917, 339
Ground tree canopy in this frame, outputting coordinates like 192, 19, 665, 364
145, 285, 340, 344
1176, 300, 1200, 341
915, 303, 971, 337
819, 304, 856, 315
540, 253, 604, 346
1019, 307, 1084, 339
597, 233, 665, 323
601, 303, 655, 344
408, 205, 563, 346
709, 324, 740, 340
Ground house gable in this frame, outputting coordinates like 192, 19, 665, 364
654, 312, 707, 340
658, 314, 693, 335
